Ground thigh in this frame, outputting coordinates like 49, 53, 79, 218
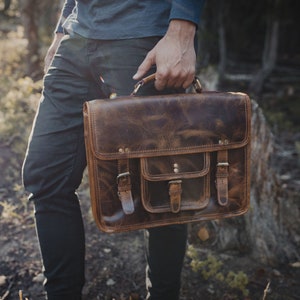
23, 34, 103, 199
87, 37, 161, 96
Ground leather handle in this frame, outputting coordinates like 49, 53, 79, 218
131, 73, 202, 95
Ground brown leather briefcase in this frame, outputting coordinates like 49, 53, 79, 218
83, 76, 251, 233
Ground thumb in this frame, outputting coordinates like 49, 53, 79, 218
133, 51, 155, 80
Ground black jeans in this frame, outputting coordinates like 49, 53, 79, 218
22, 33, 187, 300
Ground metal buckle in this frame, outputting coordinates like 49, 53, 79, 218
116, 172, 131, 183
217, 162, 229, 167
192, 77, 202, 93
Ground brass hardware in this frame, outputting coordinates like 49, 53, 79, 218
109, 93, 117, 99
173, 163, 179, 173
118, 147, 129, 153
116, 172, 130, 183
192, 77, 202, 93
217, 162, 229, 167
219, 139, 229, 145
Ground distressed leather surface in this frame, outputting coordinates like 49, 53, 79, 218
83, 92, 251, 233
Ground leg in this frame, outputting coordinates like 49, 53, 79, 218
22, 34, 104, 300
145, 225, 188, 300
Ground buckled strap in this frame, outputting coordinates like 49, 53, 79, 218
168, 180, 182, 213
117, 159, 134, 214
216, 150, 229, 206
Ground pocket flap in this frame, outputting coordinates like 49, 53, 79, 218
141, 153, 210, 181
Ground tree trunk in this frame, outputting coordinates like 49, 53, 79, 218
190, 99, 300, 265
248, 1, 280, 95
3, 0, 11, 11
20, 0, 41, 78
218, 0, 226, 80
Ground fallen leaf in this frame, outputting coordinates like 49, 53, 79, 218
198, 227, 210, 241
290, 261, 300, 268
0, 275, 6, 286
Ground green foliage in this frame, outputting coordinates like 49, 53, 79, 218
262, 95, 300, 132
225, 271, 249, 295
0, 33, 42, 189
187, 245, 249, 297
0, 76, 41, 154
264, 111, 293, 131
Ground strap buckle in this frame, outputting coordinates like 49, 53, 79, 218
217, 162, 229, 167
116, 172, 134, 215
116, 172, 131, 183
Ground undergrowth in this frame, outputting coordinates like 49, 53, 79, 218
187, 245, 249, 297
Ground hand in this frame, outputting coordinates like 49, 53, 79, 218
44, 33, 64, 73
133, 20, 197, 90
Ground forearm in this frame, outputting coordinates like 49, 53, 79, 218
169, 0, 206, 26
165, 19, 196, 46
55, 0, 76, 34
45, 0, 75, 72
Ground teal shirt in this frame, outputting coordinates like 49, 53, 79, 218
56, 0, 205, 39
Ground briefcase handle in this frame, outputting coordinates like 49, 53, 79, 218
131, 73, 202, 96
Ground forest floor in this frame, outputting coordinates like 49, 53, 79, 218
0, 158, 300, 300
0, 97, 299, 300
1, 10, 300, 300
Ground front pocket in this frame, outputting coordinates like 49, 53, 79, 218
141, 153, 210, 213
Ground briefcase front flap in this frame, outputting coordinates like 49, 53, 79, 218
83, 92, 251, 160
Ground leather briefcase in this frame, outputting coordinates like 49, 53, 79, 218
83, 76, 251, 233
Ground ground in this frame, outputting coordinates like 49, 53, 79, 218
0, 199, 300, 300
0, 136, 300, 300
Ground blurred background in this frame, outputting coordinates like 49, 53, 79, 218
0, 0, 299, 299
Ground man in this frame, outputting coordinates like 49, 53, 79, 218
22, 1, 205, 299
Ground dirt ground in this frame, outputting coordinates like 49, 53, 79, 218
0, 141, 300, 300
0, 217, 300, 300
1, 198, 300, 300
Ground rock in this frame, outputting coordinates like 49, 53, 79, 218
0, 275, 6, 286
106, 278, 116, 286
33, 273, 45, 283
290, 261, 300, 268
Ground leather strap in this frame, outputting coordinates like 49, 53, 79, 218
168, 180, 182, 213
131, 73, 202, 95
216, 150, 229, 206
117, 159, 135, 214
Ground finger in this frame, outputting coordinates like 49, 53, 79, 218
154, 71, 169, 91
162, 70, 189, 89
133, 51, 155, 80
166, 71, 186, 89
182, 72, 195, 89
